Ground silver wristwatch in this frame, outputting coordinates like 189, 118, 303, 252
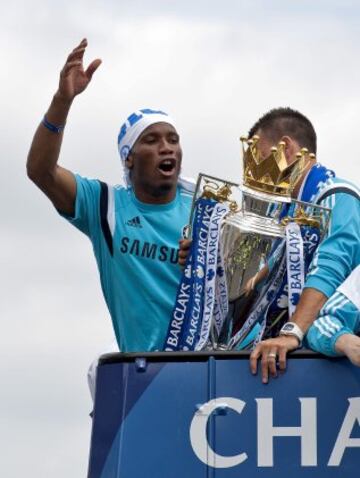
279, 322, 304, 346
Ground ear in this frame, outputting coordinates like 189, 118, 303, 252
280, 135, 300, 164
126, 152, 134, 169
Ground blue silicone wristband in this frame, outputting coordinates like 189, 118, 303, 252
42, 115, 65, 133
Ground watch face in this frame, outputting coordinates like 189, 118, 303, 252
282, 323, 294, 332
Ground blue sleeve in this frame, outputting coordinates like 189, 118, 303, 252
305, 291, 359, 356
305, 192, 360, 298
59, 174, 101, 238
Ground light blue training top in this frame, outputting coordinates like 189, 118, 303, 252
62, 174, 193, 352
305, 176, 360, 298
266, 176, 360, 294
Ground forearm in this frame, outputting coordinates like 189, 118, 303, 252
27, 93, 72, 185
26, 39, 101, 215
291, 287, 328, 333
257, 264, 269, 283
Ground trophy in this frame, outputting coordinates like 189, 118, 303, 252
164, 136, 330, 352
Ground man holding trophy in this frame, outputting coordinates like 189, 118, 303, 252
177, 107, 359, 383
246, 108, 359, 382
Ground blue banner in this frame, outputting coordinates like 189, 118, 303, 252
89, 353, 360, 478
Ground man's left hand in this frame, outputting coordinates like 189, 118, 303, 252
249, 335, 299, 384
178, 238, 192, 267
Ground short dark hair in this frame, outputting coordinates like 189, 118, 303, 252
248, 107, 317, 154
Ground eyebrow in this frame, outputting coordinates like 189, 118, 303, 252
141, 131, 179, 140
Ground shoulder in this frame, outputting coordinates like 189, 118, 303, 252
73, 173, 102, 204
75, 173, 101, 189
178, 176, 196, 194
178, 176, 195, 205
75, 177, 132, 210
113, 182, 128, 193
320, 175, 359, 192
315, 175, 359, 208
102, 182, 130, 200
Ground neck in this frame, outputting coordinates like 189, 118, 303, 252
133, 183, 178, 204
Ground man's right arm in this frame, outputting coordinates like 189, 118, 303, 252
26, 39, 101, 216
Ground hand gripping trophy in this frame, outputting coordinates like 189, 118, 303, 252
164, 136, 330, 352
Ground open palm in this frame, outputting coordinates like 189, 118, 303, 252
58, 39, 101, 101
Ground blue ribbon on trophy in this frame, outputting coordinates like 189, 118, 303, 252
259, 220, 321, 341
180, 198, 216, 351
250, 222, 306, 347
213, 244, 229, 334
286, 222, 305, 318
284, 221, 320, 317
164, 197, 216, 351
164, 188, 231, 351
196, 202, 229, 350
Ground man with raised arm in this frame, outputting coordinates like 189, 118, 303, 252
27, 39, 193, 353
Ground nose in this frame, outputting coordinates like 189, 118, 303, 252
158, 137, 174, 154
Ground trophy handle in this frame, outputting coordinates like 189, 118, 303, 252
187, 173, 240, 238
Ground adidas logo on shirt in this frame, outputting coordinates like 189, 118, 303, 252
126, 216, 143, 228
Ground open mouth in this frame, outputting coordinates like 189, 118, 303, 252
158, 159, 176, 175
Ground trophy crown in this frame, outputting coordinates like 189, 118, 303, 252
241, 136, 313, 197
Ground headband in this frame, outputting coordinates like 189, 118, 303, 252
117, 108, 177, 186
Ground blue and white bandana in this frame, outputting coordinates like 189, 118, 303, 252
117, 108, 177, 186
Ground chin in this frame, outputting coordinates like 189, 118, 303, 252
156, 181, 176, 195
150, 176, 177, 197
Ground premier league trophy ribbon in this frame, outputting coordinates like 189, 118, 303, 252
165, 135, 331, 352
164, 180, 237, 351
195, 201, 230, 350
163, 196, 215, 352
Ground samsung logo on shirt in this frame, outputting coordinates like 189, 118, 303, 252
120, 237, 179, 264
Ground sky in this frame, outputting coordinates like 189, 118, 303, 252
1, 1, 360, 476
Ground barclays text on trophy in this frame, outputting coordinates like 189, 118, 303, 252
164, 135, 331, 352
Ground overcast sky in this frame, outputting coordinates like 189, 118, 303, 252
2, 1, 360, 476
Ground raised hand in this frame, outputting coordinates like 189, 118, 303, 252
56, 39, 101, 102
